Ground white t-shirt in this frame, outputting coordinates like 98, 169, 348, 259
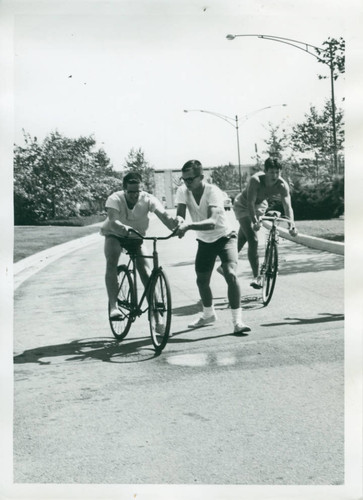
100, 190, 163, 237
175, 183, 233, 243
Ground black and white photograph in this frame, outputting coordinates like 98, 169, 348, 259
0, 0, 362, 499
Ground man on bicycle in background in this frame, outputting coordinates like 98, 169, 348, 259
100, 172, 179, 320
233, 157, 297, 289
175, 159, 251, 334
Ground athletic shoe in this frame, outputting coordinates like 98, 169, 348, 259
234, 322, 251, 334
109, 308, 123, 319
188, 314, 217, 328
155, 323, 166, 335
250, 276, 262, 289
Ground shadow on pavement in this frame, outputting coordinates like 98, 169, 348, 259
267, 244, 344, 275
261, 312, 344, 327
172, 297, 226, 316
170, 260, 195, 267
169, 329, 249, 343
13, 336, 162, 365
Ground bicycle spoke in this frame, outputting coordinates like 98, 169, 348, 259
149, 270, 172, 352
109, 265, 134, 340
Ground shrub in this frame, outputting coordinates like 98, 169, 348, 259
291, 177, 344, 220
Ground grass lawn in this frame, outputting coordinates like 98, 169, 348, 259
14, 224, 102, 262
295, 218, 344, 243
13, 216, 344, 263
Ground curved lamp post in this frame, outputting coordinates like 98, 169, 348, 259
183, 104, 287, 191
226, 33, 338, 175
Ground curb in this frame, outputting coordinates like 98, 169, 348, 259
262, 221, 344, 256
14, 232, 102, 290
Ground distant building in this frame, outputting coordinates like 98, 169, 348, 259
153, 164, 255, 208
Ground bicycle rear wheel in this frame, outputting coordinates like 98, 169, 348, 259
109, 265, 134, 340
261, 241, 278, 306
148, 269, 172, 352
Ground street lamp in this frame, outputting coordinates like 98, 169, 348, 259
226, 33, 338, 175
183, 104, 287, 191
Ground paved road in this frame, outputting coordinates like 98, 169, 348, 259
13, 213, 344, 486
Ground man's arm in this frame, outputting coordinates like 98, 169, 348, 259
246, 178, 262, 230
177, 205, 221, 238
176, 203, 186, 220
106, 207, 131, 236
280, 184, 298, 236
154, 207, 182, 231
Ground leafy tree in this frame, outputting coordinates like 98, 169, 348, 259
315, 37, 345, 81
261, 123, 290, 161
255, 123, 300, 184
211, 163, 240, 191
290, 101, 344, 180
14, 130, 121, 223
122, 147, 155, 193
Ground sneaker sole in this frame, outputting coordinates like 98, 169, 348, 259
187, 318, 217, 329
234, 326, 251, 334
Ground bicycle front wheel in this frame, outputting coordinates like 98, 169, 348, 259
109, 265, 134, 341
261, 241, 278, 306
148, 269, 172, 352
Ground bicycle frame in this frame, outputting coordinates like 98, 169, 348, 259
123, 227, 178, 318
262, 217, 279, 250
123, 243, 161, 318
259, 211, 292, 306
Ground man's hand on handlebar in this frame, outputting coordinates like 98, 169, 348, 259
175, 215, 184, 227
252, 221, 261, 232
118, 225, 131, 237
289, 226, 298, 237
176, 221, 189, 238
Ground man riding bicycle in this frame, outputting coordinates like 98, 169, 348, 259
100, 172, 179, 320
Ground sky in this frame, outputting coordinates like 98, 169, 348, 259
5, 0, 356, 172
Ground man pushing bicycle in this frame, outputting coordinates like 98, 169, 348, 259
232, 157, 298, 289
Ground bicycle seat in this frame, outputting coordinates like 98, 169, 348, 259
265, 210, 281, 217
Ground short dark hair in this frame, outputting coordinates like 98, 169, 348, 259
264, 158, 282, 171
181, 159, 203, 176
123, 171, 142, 189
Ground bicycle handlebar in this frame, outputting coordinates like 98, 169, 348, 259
127, 226, 180, 240
260, 212, 298, 235
260, 211, 293, 224
260, 215, 292, 224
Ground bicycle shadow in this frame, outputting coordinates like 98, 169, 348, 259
13, 335, 163, 366
263, 243, 344, 275
260, 312, 344, 327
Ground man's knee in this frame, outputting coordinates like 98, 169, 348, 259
223, 263, 238, 282
196, 272, 211, 288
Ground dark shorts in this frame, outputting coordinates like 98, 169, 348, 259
106, 234, 143, 254
195, 233, 238, 273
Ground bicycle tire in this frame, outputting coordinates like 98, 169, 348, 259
148, 269, 172, 352
109, 265, 134, 340
261, 241, 278, 306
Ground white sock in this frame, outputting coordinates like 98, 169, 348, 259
231, 307, 242, 325
202, 305, 215, 318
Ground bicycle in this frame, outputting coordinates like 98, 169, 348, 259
108, 227, 178, 353
259, 210, 294, 306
